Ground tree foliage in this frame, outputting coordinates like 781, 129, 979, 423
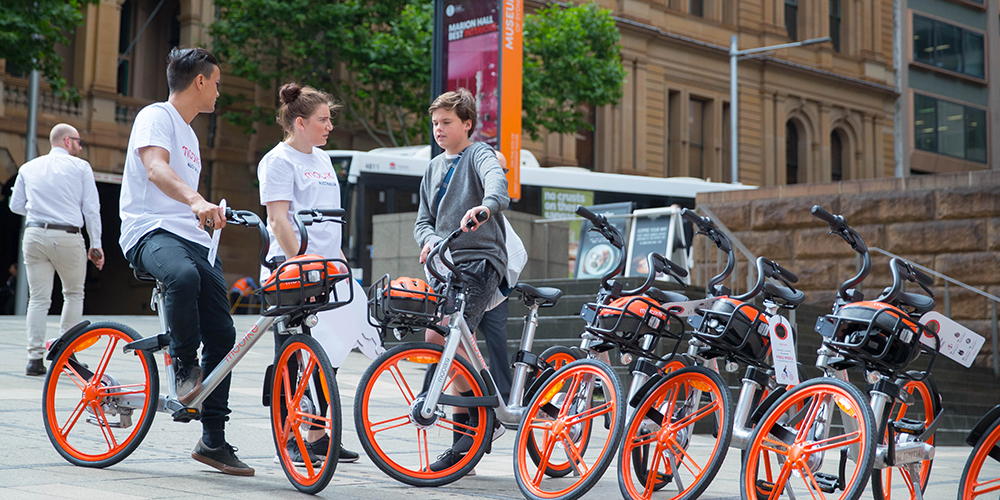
522, 3, 625, 141
0, 0, 98, 102
211, 0, 432, 147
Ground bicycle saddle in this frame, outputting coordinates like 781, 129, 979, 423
514, 283, 562, 307
763, 282, 805, 307
646, 287, 688, 304
130, 264, 157, 283
877, 286, 935, 315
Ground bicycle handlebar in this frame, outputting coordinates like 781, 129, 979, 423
620, 252, 689, 297
878, 258, 936, 303
680, 208, 736, 296
732, 256, 798, 302
294, 208, 347, 257
812, 205, 871, 302
425, 211, 488, 284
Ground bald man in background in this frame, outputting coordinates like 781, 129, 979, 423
9, 123, 104, 376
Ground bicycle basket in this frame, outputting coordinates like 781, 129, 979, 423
260, 255, 352, 315
692, 297, 771, 365
586, 295, 682, 347
368, 275, 444, 332
815, 301, 925, 373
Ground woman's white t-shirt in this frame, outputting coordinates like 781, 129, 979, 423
258, 142, 342, 263
119, 102, 211, 254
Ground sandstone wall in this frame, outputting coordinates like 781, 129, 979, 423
695, 170, 1000, 366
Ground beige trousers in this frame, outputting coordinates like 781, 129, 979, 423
22, 227, 87, 360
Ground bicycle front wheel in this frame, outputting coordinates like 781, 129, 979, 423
515, 358, 624, 500
271, 334, 340, 494
741, 377, 877, 500
42, 322, 158, 468
354, 342, 493, 487
618, 366, 733, 500
871, 375, 941, 500
960, 419, 1000, 500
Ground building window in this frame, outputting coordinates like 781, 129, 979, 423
912, 15, 985, 79
786, 122, 800, 184
689, 99, 705, 178
117, 0, 133, 96
690, 0, 703, 17
831, 131, 843, 181
829, 0, 841, 52
914, 93, 987, 163
576, 105, 595, 170
785, 0, 799, 41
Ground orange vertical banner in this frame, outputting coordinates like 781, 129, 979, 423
499, 0, 522, 201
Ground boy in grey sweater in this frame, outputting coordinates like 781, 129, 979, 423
413, 89, 508, 473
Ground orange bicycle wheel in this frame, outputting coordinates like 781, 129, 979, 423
742, 377, 877, 500
271, 335, 340, 494
525, 345, 586, 478
354, 342, 492, 487
618, 366, 732, 500
871, 375, 941, 500
960, 419, 1000, 499
42, 322, 158, 468
514, 358, 624, 500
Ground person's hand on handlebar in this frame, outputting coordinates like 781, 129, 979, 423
193, 198, 226, 232
461, 206, 490, 232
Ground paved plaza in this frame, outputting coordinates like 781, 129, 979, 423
0, 314, 965, 499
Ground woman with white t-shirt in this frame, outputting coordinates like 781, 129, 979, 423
258, 83, 380, 466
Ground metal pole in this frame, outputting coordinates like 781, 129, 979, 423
730, 35, 738, 184
543, 222, 549, 278
944, 281, 950, 318
13, 69, 41, 316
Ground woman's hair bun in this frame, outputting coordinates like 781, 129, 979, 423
279, 83, 302, 105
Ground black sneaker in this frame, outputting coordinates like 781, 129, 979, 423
191, 439, 255, 476
26, 359, 46, 376
281, 438, 322, 467
305, 435, 360, 463
427, 448, 473, 474
175, 359, 202, 405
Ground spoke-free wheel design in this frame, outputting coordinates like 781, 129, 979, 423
43, 322, 158, 468
871, 376, 941, 500
272, 335, 341, 494
515, 359, 624, 500
742, 377, 877, 500
354, 342, 493, 487
526, 345, 586, 478
618, 366, 733, 500
960, 419, 1000, 500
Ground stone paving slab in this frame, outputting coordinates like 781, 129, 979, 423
0, 315, 963, 498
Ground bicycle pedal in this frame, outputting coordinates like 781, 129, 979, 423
892, 418, 925, 435
172, 407, 201, 422
812, 472, 839, 493
123, 333, 171, 354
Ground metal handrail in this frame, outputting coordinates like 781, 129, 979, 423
869, 246, 1000, 376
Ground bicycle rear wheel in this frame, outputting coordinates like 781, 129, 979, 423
618, 366, 732, 500
42, 322, 158, 468
354, 342, 493, 487
871, 375, 941, 500
960, 419, 1000, 500
271, 334, 340, 494
741, 377, 877, 500
514, 358, 624, 500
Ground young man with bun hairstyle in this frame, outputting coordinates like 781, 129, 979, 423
414, 88, 509, 473
119, 47, 252, 476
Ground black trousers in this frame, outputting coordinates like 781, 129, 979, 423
479, 299, 512, 401
127, 230, 236, 430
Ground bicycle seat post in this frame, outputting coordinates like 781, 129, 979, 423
509, 300, 541, 411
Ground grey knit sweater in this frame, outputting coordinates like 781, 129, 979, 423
413, 142, 509, 276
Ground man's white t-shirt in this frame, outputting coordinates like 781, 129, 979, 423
119, 102, 212, 254
257, 142, 342, 263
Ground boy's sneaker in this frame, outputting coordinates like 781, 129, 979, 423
305, 435, 360, 463
175, 359, 202, 405
191, 439, 254, 476
277, 438, 322, 467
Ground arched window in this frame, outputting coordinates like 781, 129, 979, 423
786, 122, 800, 184
831, 130, 843, 181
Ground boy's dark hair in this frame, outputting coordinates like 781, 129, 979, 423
428, 88, 477, 138
166, 47, 219, 94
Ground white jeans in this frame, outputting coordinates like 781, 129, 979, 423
22, 227, 87, 360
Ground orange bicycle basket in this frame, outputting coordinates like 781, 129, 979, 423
261, 254, 349, 308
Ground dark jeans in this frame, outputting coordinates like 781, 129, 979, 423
127, 230, 236, 430
479, 299, 512, 401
